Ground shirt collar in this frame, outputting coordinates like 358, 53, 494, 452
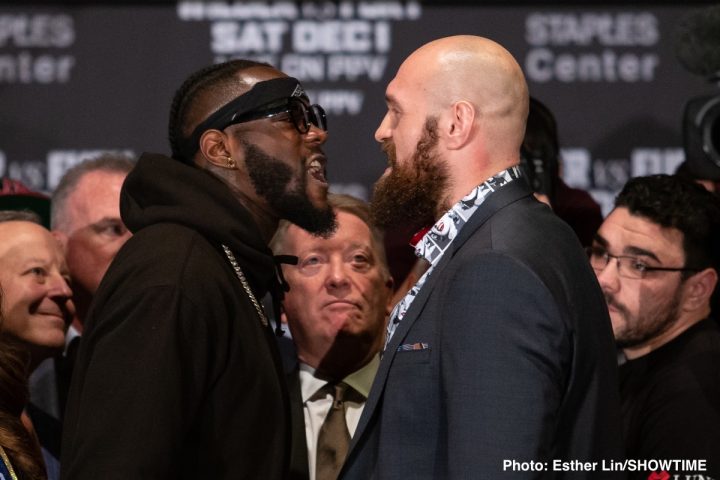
299, 354, 380, 403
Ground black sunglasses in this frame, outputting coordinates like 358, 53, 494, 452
224, 98, 327, 134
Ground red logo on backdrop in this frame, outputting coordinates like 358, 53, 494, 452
647, 471, 670, 480
436, 221, 445, 232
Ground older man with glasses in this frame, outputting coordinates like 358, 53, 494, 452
589, 174, 720, 479
61, 60, 335, 480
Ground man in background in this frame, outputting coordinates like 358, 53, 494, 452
589, 174, 720, 478
51, 154, 135, 328
271, 193, 392, 480
521, 96, 603, 246
30, 154, 135, 424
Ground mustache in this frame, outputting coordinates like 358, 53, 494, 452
381, 140, 396, 166
604, 293, 628, 317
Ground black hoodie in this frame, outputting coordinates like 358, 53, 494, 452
61, 153, 290, 480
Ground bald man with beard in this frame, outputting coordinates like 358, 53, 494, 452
340, 36, 624, 479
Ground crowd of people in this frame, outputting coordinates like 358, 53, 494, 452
0, 34, 718, 480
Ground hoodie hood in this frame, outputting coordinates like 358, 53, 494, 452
120, 152, 276, 290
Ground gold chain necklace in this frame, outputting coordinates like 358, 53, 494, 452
221, 244, 268, 327
0, 445, 18, 480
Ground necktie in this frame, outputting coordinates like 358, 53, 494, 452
316, 382, 354, 480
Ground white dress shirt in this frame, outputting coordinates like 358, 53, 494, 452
299, 355, 379, 480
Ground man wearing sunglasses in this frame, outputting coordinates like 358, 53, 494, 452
61, 60, 336, 480
589, 174, 720, 478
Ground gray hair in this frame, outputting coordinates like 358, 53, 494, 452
270, 193, 390, 278
0, 210, 43, 224
51, 154, 135, 230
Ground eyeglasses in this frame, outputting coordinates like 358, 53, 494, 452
585, 246, 700, 280
223, 98, 327, 134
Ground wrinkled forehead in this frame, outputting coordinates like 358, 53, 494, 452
70, 170, 127, 206
0, 223, 63, 262
388, 53, 448, 113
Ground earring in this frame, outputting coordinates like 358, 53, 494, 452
226, 156, 236, 169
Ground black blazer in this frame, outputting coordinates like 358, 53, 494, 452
340, 180, 625, 479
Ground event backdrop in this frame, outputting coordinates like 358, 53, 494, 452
1, 2, 716, 215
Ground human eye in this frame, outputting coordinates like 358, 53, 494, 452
353, 254, 369, 265
108, 224, 126, 237
349, 250, 373, 271
388, 105, 402, 121
628, 258, 649, 274
587, 246, 610, 265
25, 266, 48, 280
298, 253, 325, 273
93, 220, 127, 238
302, 255, 320, 266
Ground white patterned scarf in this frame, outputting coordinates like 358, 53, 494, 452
384, 166, 522, 350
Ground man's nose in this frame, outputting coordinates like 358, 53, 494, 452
596, 260, 620, 295
305, 124, 328, 145
325, 261, 350, 290
48, 273, 73, 299
375, 113, 391, 143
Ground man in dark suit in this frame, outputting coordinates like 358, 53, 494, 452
340, 35, 624, 479
272, 193, 393, 480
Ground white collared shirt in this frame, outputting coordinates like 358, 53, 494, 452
299, 355, 379, 480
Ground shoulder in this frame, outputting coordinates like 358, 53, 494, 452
459, 196, 603, 306
648, 323, 720, 397
458, 193, 585, 272
623, 347, 720, 460
446, 249, 545, 290
105, 223, 226, 293
623, 325, 720, 422
89, 223, 237, 331
490, 197, 581, 255
437, 251, 564, 337
439, 203, 609, 338
117, 222, 217, 264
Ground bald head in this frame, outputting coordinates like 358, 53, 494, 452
373, 35, 530, 222
398, 35, 528, 160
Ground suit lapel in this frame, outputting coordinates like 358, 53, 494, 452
348, 180, 533, 450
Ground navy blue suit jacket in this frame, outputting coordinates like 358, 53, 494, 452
340, 180, 625, 479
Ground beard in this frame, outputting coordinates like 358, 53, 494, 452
608, 289, 682, 349
243, 141, 337, 237
370, 117, 450, 231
